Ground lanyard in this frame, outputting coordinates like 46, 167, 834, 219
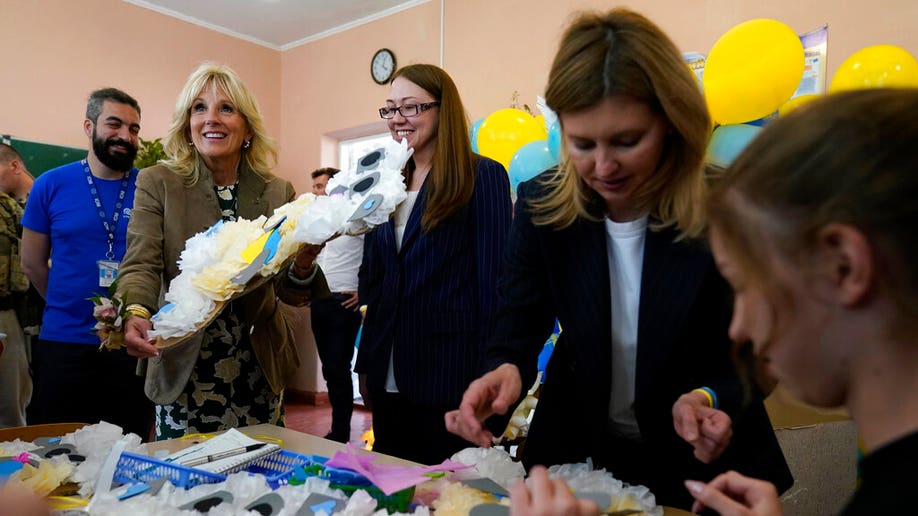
82, 159, 131, 260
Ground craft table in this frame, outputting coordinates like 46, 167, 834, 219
142, 424, 417, 467
142, 424, 693, 515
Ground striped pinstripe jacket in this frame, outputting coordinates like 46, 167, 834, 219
355, 156, 512, 407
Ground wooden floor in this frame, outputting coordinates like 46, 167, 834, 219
285, 399, 373, 445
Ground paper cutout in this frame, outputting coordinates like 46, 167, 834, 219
470, 503, 510, 516
323, 442, 472, 495
461, 477, 510, 497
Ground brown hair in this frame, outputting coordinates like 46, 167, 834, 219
533, 8, 710, 235
391, 64, 475, 232
311, 167, 339, 180
86, 87, 141, 122
708, 88, 918, 326
0, 143, 23, 164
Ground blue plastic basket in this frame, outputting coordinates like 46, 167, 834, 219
114, 449, 315, 490
239, 449, 315, 489
114, 451, 226, 489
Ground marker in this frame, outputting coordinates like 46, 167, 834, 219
178, 442, 267, 467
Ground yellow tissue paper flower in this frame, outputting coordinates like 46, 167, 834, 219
10, 460, 73, 496
432, 482, 502, 516
193, 262, 246, 300
608, 494, 644, 513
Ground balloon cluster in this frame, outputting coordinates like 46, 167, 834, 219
470, 107, 556, 194
473, 19, 918, 183
703, 19, 918, 169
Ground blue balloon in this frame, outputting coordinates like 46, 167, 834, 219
469, 117, 484, 153
508, 140, 557, 193
547, 121, 562, 162
706, 124, 762, 169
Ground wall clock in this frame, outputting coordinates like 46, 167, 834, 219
371, 48, 396, 85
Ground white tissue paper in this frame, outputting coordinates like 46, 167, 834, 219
449, 447, 526, 490
88, 473, 431, 516
293, 137, 411, 243
66, 421, 144, 497
536, 95, 558, 132
148, 138, 411, 341
547, 460, 663, 516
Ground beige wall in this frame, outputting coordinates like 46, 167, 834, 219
278, 0, 441, 192
3, 0, 917, 393
5, 0, 918, 186
2, 0, 280, 150
286, 0, 918, 192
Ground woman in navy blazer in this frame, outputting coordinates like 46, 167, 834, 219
355, 64, 512, 465
447, 9, 791, 510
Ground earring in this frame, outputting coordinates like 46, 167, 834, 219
188, 141, 194, 147
243, 139, 252, 149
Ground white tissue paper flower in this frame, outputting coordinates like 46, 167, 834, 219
547, 460, 663, 516
537, 95, 558, 132
149, 138, 412, 342
450, 447, 526, 490
293, 137, 410, 244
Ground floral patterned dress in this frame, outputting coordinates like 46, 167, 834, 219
155, 183, 284, 439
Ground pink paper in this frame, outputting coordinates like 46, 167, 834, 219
324, 442, 472, 495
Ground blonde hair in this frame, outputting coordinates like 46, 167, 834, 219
391, 64, 475, 232
533, 9, 710, 236
162, 62, 277, 183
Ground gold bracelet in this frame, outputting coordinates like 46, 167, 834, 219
125, 303, 152, 319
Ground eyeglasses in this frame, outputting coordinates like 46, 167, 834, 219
379, 102, 440, 119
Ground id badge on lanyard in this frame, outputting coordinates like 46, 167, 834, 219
83, 160, 131, 289
98, 260, 120, 288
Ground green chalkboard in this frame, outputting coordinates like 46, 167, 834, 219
2, 135, 86, 177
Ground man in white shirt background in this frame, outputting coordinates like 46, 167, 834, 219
310, 167, 364, 442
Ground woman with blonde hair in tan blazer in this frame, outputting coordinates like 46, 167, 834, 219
119, 62, 328, 439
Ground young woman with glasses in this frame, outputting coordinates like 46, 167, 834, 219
354, 63, 513, 465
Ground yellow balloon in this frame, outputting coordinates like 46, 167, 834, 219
477, 108, 548, 170
704, 19, 805, 125
778, 94, 820, 116
829, 45, 918, 93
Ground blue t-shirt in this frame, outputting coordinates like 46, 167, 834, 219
22, 160, 138, 345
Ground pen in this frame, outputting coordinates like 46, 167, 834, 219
178, 442, 268, 467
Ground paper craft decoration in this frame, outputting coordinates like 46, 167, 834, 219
244, 492, 284, 515
295, 493, 347, 516
461, 477, 510, 497
179, 490, 234, 512
469, 504, 510, 516
148, 138, 412, 347
323, 442, 472, 495
161, 429, 280, 475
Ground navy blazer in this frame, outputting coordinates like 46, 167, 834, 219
356, 156, 512, 407
486, 177, 792, 498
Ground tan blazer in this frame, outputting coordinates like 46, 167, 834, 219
118, 162, 329, 405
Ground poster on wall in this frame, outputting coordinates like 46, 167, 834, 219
683, 52, 707, 90
793, 24, 829, 97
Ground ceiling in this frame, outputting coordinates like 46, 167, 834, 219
124, 0, 429, 50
